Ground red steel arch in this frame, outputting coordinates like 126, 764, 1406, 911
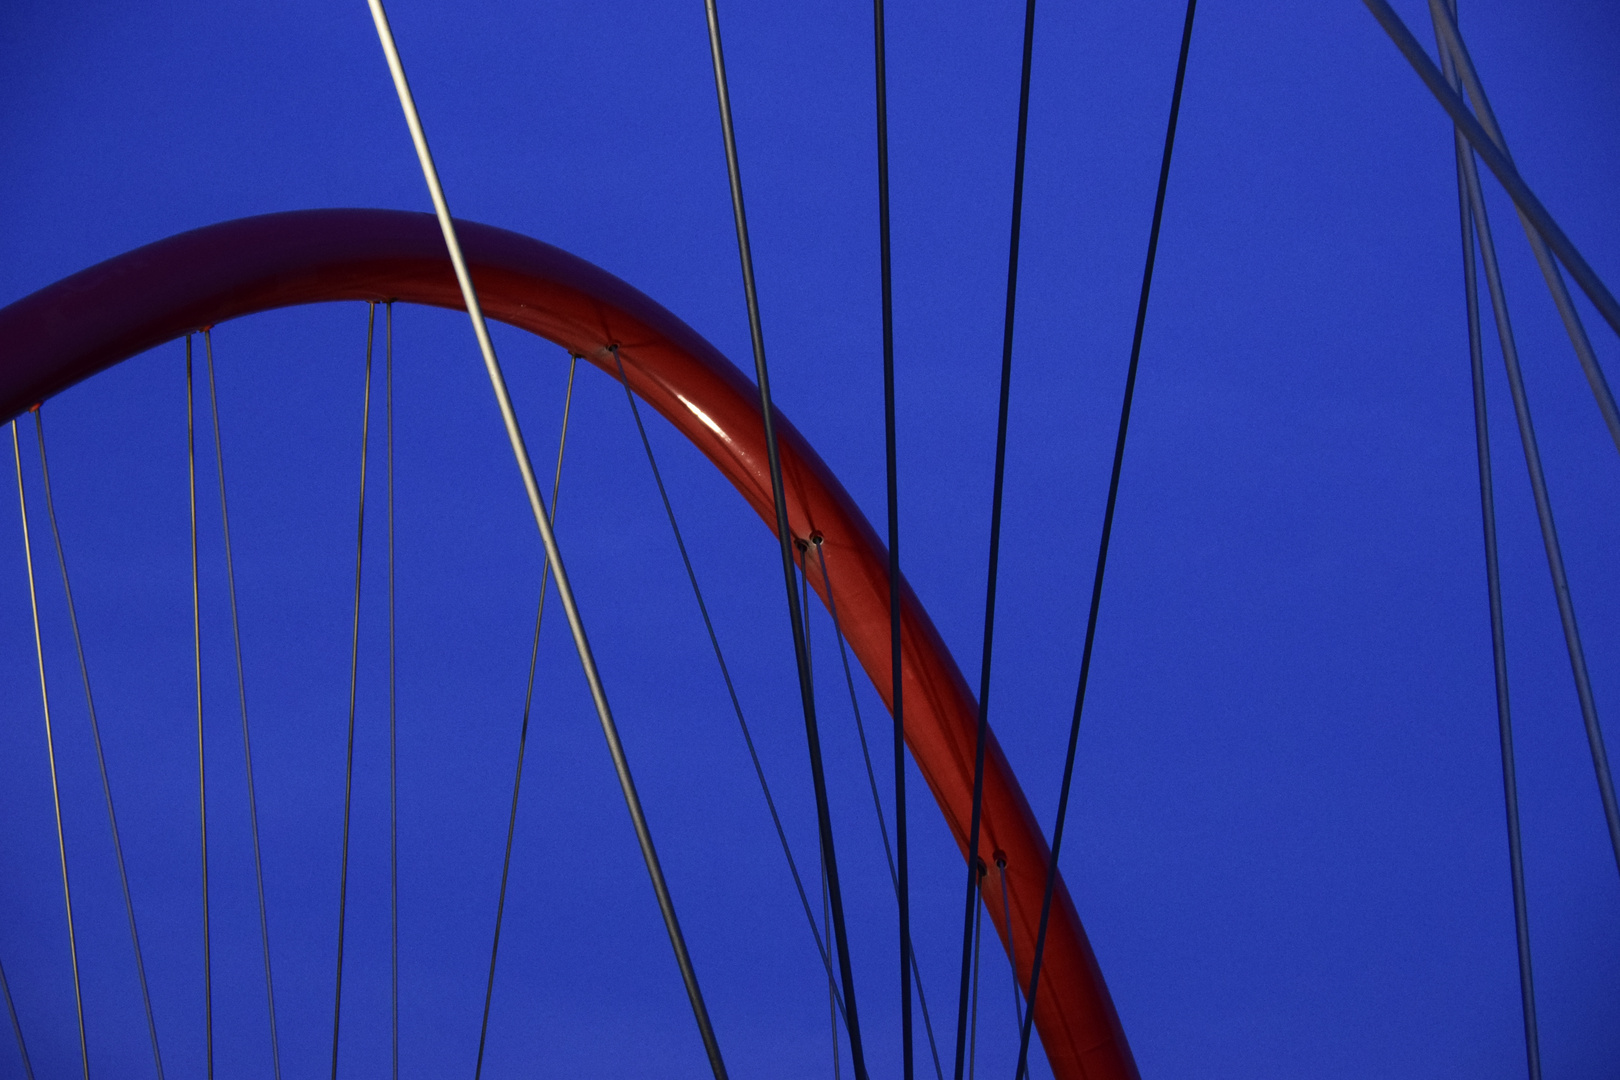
0, 209, 1137, 1080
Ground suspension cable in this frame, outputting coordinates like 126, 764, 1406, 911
1426, 0, 1620, 458
474, 353, 577, 1080
1451, 98, 1620, 875
812, 539, 945, 1080
0, 954, 34, 1080
1433, 9, 1541, 1072
1360, 0, 1620, 340
869, 1, 912, 1075
1015, 5, 1197, 1077
186, 336, 215, 1080
954, 2, 1038, 1076
700, 7, 868, 1073
199, 330, 283, 1080
996, 857, 1022, 1033
387, 301, 399, 1080
610, 347, 850, 1022
32, 407, 167, 1080
12, 418, 89, 1080
967, 866, 983, 1080
806, 577, 841, 1080
365, 12, 728, 1073
330, 304, 375, 1080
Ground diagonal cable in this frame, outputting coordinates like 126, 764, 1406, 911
954, 2, 1038, 1076
610, 347, 849, 1024
0, 953, 34, 1080
996, 858, 1022, 1033
1433, 6, 1541, 1073
186, 338, 216, 1080
12, 418, 89, 1080
33, 408, 167, 1080
1014, 3, 1197, 1076
474, 353, 578, 1080
330, 304, 376, 1080
812, 539, 945, 1080
200, 330, 282, 1080
1449, 84, 1620, 876
701, 5, 867, 1075
869, 1, 912, 1075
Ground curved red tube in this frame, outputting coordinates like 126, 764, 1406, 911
0, 209, 1138, 1080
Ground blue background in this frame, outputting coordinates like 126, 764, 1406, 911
0, 1, 1616, 1077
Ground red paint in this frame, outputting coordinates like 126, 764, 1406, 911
0, 209, 1138, 1080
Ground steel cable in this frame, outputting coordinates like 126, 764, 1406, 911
200, 330, 281, 1080
387, 302, 399, 1080
954, 3, 1038, 1077
186, 337, 216, 1080
0, 955, 34, 1080
12, 418, 89, 1080
474, 353, 577, 1080
1014, 4, 1198, 1076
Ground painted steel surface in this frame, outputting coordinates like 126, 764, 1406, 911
0, 209, 1137, 1080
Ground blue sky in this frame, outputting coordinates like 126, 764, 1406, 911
1, 1, 1617, 1077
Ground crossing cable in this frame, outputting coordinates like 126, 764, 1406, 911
386, 302, 398, 1080
474, 353, 577, 1080
330, 304, 376, 1080
0, 953, 34, 1080
1426, 0, 1620, 458
33, 406, 167, 1080
701, 5, 867, 1076
12, 418, 89, 1080
812, 539, 946, 1080
1449, 88, 1620, 876
1361, 0, 1620, 340
610, 348, 850, 1024
1014, 4, 1198, 1077
995, 857, 1022, 1033
953, 2, 1038, 1077
1434, 9, 1541, 1073
200, 330, 282, 1080
869, 2, 912, 1076
966, 864, 983, 1080
186, 337, 216, 1080
805, 575, 840, 1080
366, 6, 728, 1074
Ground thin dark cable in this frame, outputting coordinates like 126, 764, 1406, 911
1439, 31, 1541, 1071
387, 302, 399, 1080
13, 418, 89, 1080
0, 954, 34, 1080
996, 857, 1022, 1032
33, 408, 166, 1080
967, 868, 983, 1080
812, 539, 945, 1080
610, 347, 850, 1023
330, 304, 376, 1080
870, 1, 911, 1075
1454, 102, 1620, 877
474, 353, 577, 1080
187, 336, 215, 1080
201, 330, 282, 1080
808, 585, 841, 1080
1015, 6, 1197, 1077
954, 2, 1038, 1077
700, 9, 868, 1072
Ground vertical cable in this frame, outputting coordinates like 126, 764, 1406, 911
954, 3, 1038, 1077
187, 336, 215, 1080
387, 302, 399, 1080
611, 348, 850, 1023
1437, 26, 1541, 1072
1015, 5, 1197, 1077
805, 563, 839, 1080
870, 2, 911, 1075
813, 540, 945, 1080
0, 954, 35, 1080
365, 11, 727, 1071
330, 304, 375, 1080
1453, 103, 1620, 877
701, 6, 866, 1075
474, 354, 577, 1080
13, 418, 89, 1080
967, 869, 982, 1080
200, 331, 282, 1080
995, 857, 1022, 1033
33, 408, 167, 1080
